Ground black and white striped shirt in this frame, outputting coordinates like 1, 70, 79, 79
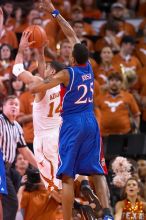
0, 114, 27, 163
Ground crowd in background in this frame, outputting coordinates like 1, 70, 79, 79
0, 0, 146, 219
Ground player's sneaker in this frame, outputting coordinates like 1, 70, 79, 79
80, 183, 101, 214
103, 215, 114, 220
103, 208, 114, 220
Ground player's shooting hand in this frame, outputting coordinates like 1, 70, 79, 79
19, 31, 35, 51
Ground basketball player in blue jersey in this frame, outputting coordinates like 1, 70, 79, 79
13, 1, 113, 219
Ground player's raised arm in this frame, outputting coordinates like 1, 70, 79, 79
35, 45, 46, 78
0, 7, 4, 37
39, 0, 80, 47
12, 31, 42, 84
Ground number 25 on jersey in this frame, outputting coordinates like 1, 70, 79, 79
75, 82, 93, 104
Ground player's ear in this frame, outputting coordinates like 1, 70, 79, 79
52, 69, 56, 75
70, 56, 75, 65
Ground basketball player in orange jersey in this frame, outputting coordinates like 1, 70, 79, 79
13, 31, 65, 202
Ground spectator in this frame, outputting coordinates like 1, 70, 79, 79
0, 10, 18, 49
10, 76, 25, 96
8, 153, 29, 196
94, 46, 119, 87
26, 8, 40, 26
0, 43, 14, 77
117, 0, 135, 18
99, 3, 136, 37
95, 21, 121, 53
79, 0, 101, 21
0, 43, 15, 95
114, 177, 146, 220
112, 35, 142, 74
95, 72, 140, 136
17, 168, 63, 220
14, 153, 29, 177
14, 6, 29, 34
1, 0, 15, 30
23, 47, 37, 72
57, 39, 72, 66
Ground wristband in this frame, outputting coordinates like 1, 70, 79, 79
13, 63, 25, 77
51, 9, 60, 18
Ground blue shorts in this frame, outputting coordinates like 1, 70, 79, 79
0, 151, 7, 195
57, 112, 107, 179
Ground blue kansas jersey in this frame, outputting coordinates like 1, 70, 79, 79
61, 62, 94, 116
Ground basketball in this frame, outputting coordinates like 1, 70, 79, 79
24, 25, 47, 48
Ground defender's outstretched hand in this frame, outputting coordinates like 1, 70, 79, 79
39, 0, 79, 46
39, 0, 55, 12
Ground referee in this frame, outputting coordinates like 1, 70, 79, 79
0, 95, 37, 220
